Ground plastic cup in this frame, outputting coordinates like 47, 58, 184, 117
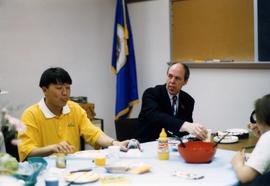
95, 155, 106, 166
45, 176, 59, 186
204, 129, 212, 142
56, 153, 66, 168
108, 145, 120, 160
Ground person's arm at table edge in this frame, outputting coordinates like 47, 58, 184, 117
28, 141, 75, 158
231, 150, 259, 183
96, 133, 129, 151
29, 145, 58, 158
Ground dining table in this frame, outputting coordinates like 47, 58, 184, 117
216, 132, 258, 153
32, 135, 259, 186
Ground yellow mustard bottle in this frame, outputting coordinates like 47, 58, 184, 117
158, 128, 169, 160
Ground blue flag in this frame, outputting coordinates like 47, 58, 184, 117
112, 0, 139, 120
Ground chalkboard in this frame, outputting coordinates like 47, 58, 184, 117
258, 0, 270, 61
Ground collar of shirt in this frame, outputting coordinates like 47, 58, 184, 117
167, 92, 179, 106
38, 98, 70, 119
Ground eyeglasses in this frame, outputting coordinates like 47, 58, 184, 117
250, 110, 256, 123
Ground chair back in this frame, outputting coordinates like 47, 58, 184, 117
1, 126, 19, 161
115, 118, 140, 141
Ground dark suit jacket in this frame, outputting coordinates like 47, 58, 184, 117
136, 84, 194, 142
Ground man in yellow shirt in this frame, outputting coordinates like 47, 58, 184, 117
18, 67, 129, 161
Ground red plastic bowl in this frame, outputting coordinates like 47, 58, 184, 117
178, 141, 217, 163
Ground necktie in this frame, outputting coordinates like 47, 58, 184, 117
172, 96, 177, 116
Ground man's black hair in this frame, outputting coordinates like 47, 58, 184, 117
39, 67, 72, 88
167, 62, 190, 81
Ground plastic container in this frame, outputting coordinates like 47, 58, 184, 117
157, 128, 169, 160
45, 176, 59, 186
95, 155, 106, 166
56, 153, 66, 168
14, 157, 48, 185
108, 145, 120, 161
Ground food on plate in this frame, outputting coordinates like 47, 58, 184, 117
100, 175, 129, 184
64, 171, 99, 183
225, 128, 249, 139
129, 165, 151, 174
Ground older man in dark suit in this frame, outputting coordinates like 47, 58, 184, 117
136, 62, 207, 142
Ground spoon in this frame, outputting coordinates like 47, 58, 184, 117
167, 130, 186, 148
213, 132, 229, 147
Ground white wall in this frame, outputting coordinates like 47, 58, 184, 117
0, 0, 116, 136
1, 0, 270, 140
129, 0, 270, 132
128, 0, 171, 116
186, 68, 270, 131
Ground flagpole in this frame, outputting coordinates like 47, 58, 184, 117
122, 0, 129, 55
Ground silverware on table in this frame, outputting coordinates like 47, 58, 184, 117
168, 130, 186, 148
242, 145, 255, 150
213, 132, 229, 147
70, 168, 92, 174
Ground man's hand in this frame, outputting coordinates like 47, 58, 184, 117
50, 141, 75, 154
231, 149, 246, 167
181, 122, 208, 140
248, 123, 260, 138
112, 140, 129, 152
29, 141, 75, 159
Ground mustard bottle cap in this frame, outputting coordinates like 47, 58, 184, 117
159, 128, 167, 138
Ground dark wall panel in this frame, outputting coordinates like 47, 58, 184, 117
258, 0, 270, 61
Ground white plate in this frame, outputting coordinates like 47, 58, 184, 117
105, 162, 130, 173
105, 165, 129, 173
65, 171, 99, 183
225, 128, 249, 136
213, 136, 239, 144
73, 150, 107, 159
105, 166, 129, 173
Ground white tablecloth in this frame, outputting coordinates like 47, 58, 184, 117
36, 141, 239, 186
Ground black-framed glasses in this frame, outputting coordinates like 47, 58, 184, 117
250, 110, 256, 123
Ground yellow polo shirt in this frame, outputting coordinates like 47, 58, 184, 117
18, 99, 104, 161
